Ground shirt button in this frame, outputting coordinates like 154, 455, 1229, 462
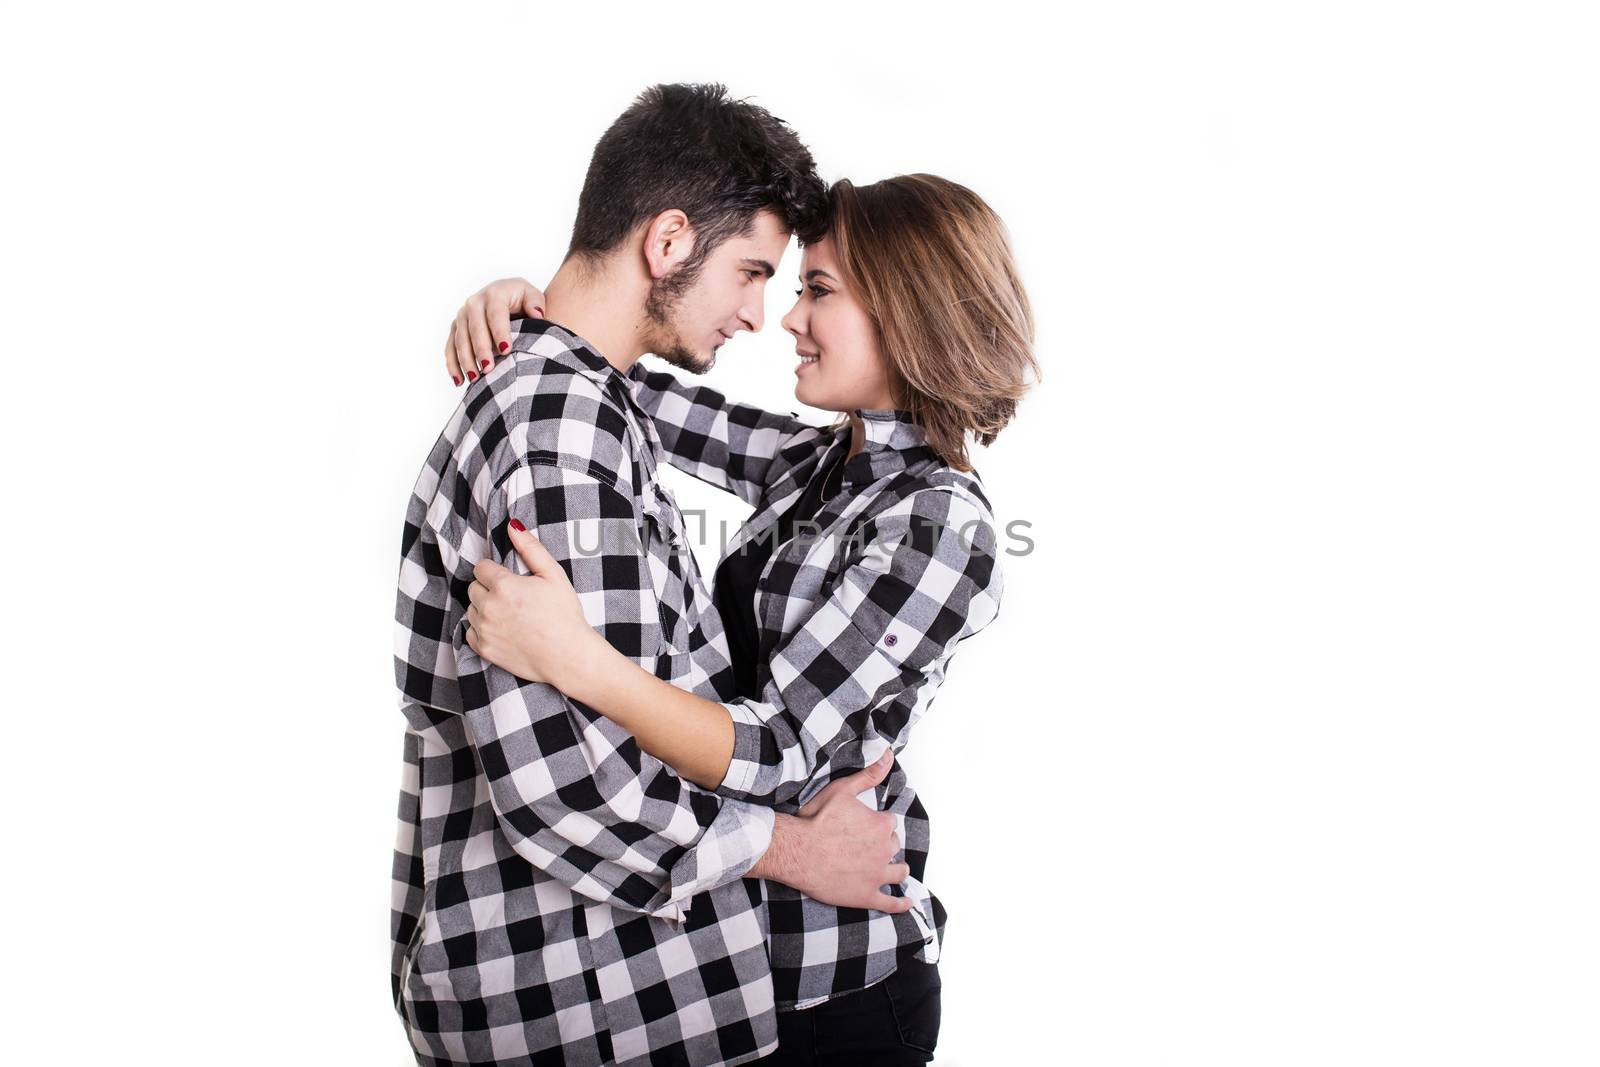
885, 633, 899, 647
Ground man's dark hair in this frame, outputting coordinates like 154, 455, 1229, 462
567, 83, 830, 271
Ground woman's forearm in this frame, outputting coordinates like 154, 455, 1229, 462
559, 632, 737, 790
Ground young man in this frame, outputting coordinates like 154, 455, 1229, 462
392, 84, 909, 1066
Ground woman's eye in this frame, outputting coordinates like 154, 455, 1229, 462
809, 286, 829, 299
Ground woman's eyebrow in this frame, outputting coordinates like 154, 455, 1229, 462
803, 269, 836, 282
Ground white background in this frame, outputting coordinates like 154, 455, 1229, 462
3, 2, 1597, 1064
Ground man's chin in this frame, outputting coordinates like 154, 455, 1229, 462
656, 345, 716, 376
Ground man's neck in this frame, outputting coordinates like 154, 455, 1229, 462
540, 255, 650, 374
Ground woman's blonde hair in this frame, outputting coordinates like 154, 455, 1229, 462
825, 174, 1038, 470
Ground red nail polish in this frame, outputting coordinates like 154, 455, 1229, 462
480, 359, 491, 370
509, 519, 526, 532
452, 375, 462, 386
498, 341, 509, 353
466, 370, 477, 381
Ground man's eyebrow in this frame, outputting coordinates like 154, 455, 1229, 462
803, 269, 836, 282
741, 258, 777, 278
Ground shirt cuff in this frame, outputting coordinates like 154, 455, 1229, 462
717, 701, 770, 798
657, 795, 775, 922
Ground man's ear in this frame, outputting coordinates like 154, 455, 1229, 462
642, 209, 696, 280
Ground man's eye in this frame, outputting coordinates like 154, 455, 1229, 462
745, 270, 764, 281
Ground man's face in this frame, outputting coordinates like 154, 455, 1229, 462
642, 208, 790, 373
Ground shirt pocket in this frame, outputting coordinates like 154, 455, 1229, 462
823, 539, 937, 676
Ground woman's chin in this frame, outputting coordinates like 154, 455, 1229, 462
794, 378, 847, 414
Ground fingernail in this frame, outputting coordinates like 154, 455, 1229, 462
498, 341, 509, 352
480, 359, 491, 371
452, 375, 462, 386
466, 370, 477, 381
533, 307, 544, 317
509, 519, 526, 532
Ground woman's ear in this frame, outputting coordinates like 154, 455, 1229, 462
642, 208, 696, 279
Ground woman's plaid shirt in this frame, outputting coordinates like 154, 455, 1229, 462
624, 358, 1005, 1010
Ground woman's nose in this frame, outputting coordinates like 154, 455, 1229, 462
781, 301, 804, 339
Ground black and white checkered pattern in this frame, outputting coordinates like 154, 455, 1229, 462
392, 320, 784, 1066
627, 363, 1005, 1009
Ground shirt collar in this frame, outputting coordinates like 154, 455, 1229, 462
840, 408, 935, 485
506, 316, 618, 388
854, 407, 927, 448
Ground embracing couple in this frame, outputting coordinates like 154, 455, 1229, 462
392, 83, 1037, 1066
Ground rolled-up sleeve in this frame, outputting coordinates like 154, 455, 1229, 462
454, 460, 774, 922
715, 488, 1004, 807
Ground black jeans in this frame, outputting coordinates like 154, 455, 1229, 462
755, 958, 942, 1065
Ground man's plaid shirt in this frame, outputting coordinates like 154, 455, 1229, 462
624, 356, 1005, 1010
392, 320, 783, 1066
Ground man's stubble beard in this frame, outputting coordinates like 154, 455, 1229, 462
642, 259, 716, 375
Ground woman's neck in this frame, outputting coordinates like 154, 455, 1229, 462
846, 414, 866, 461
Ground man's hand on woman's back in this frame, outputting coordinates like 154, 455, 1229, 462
751, 750, 914, 915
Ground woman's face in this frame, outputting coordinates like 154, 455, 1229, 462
780, 235, 897, 413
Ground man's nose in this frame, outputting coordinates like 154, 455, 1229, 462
741, 300, 764, 334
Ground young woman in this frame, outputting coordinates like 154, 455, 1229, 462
446, 174, 1036, 1065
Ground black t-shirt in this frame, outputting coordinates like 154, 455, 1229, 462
713, 439, 850, 700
